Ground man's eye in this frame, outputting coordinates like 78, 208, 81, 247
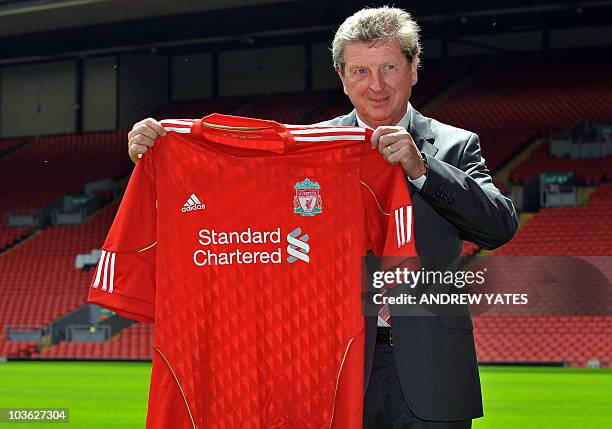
354, 69, 366, 75
384, 64, 396, 71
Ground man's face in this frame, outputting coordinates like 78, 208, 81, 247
338, 39, 418, 129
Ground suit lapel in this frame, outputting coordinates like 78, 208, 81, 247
408, 106, 438, 158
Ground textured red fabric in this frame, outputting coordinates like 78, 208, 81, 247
88, 114, 417, 429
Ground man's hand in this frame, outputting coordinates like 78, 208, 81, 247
371, 126, 426, 179
127, 118, 167, 163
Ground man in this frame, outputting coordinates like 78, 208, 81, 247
126, 7, 517, 428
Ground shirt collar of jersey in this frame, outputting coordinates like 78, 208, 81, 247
355, 103, 412, 131
192, 113, 291, 154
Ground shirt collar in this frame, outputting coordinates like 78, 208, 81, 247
356, 103, 412, 130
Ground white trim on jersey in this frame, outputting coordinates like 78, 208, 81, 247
164, 127, 191, 133
395, 209, 403, 250
93, 250, 117, 293
288, 127, 365, 134
395, 206, 413, 248
138, 242, 157, 253
359, 180, 390, 216
292, 135, 366, 142
92, 250, 107, 289
285, 124, 365, 132
397, 208, 405, 248
109, 253, 116, 293
101, 251, 111, 292
405, 206, 412, 243
161, 119, 194, 126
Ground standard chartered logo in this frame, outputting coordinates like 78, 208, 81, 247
286, 228, 310, 263
192, 227, 312, 266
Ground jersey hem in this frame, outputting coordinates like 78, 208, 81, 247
87, 288, 155, 322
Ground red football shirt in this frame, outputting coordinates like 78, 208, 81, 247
88, 114, 417, 429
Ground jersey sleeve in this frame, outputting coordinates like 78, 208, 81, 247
87, 154, 157, 322
360, 149, 419, 262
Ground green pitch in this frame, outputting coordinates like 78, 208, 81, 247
0, 361, 150, 428
0, 362, 610, 428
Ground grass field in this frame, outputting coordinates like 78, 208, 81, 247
0, 362, 610, 428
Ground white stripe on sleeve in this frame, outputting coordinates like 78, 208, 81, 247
92, 250, 107, 289
398, 207, 405, 247
108, 253, 116, 294
394, 209, 402, 249
405, 206, 412, 242
101, 251, 111, 291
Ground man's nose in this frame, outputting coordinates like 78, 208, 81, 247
368, 70, 384, 92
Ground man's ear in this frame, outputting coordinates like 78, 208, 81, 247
411, 56, 420, 86
337, 69, 349, 96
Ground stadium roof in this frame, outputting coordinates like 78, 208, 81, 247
0, 0, 611, 63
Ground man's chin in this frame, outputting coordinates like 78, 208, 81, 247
360, 112, 394, 127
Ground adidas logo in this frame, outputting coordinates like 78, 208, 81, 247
181, 194, 206, 213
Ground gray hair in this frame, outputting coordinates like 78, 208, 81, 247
332, 6, 421, 72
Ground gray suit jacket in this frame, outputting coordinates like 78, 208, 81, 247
318, 107, 518, 421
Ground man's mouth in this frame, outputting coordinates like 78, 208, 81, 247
369, 96, 390, 104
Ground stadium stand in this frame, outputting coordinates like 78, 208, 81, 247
0, 225, 30, 251
0, 137, 27, 157
475, 128, 537, 172
0, 203, 119, 358
494, 184, 612, 256
32, 323, 153, 360
151, 96, 247, 121
432, 51, 612, 131
474, 316, 612, 364
472, 184, 612, 365
0, 131, 131, 214
430, 50, 612, 174
234, 90, 338, 124
307, 95, 354, 125
0, 130, 131, 285
509, 139, 612, 185
0, 339, 38, 358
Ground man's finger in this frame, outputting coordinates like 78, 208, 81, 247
371, 126, 403, 149
128, 118, 149, 139
381, 142, 400, 157
388, 146, 411, 164
130, 143, 149, 155
143, 118, 167, 137
379, 129, 411, 143
131, 124, 160, 143
128, 144, 146, 164
377, 132, 411, 158
130, 134, 155, 148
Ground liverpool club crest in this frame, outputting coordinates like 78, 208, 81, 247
293, 178, 323, 216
